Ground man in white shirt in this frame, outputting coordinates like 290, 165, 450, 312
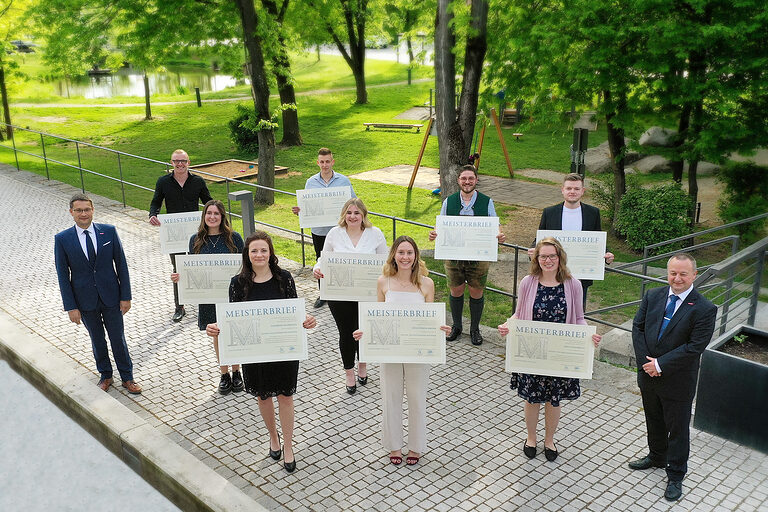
293, 147, 356, 308
532, 173, 614, 306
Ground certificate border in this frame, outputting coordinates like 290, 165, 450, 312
433, 215, 499, 262
175, 253, 242, 305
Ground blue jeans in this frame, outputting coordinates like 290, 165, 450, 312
80, 298, 134, 381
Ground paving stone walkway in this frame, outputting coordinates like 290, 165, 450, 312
1, 163, 766, 511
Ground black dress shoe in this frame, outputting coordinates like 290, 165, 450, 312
523, 442, 536, 459
446, 325, 462, 341
357, 375, 368, 386
172, 305, 186, 322
218, 373, 232, 395
628, 456, 665, 470
231, 370, 244, 392
313, 297, 326, 308
544, 444, 558, 462
346, 384, 357, 395
470, 329, 483, 346
664, 480, 682, 501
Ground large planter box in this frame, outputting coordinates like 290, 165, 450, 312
694, 325, 768, 454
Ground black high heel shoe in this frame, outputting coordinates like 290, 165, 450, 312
284, 447, 296, 473
544, 444, 558, 462
346, 384, 357, 394
269, 434, 282, 460
357, 375, 368, 386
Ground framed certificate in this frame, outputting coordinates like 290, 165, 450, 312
319, 252, 387, 302
296, 186, 352, 228
158, 212, 201, 254
176, 254, 241, 305
433, 215, 499, 262
216, 298, 308, 365
536, 230, 607, 280
505, 318, 595, 379
358, 302, 446, 364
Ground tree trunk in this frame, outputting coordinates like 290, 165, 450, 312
261, 0, 302, 146
0, 65, 10, 140
435, 0, 488, 198
143, 73, 152, 120
234, 0, 275, 204
435, 0, 461, 197
603, 89, 627, 233
406, 35, 414, 64
316, 0, 368, 104
669, 103, 691, 183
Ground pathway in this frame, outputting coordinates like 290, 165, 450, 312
0, 164, 766, 511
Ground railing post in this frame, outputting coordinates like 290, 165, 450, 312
228, 190, 255, 238
300, 228, 306, 268
748, 249, 765, 326
512, 246, 519, 311
641, 246, 649, 298
226, 179, 232, 225
10, 125, 19, 170
392, 217, 397, 241
40, 133, 50, 180
720, 236, 741, 334
75, 141, 84, 192
117, 153, 126, 206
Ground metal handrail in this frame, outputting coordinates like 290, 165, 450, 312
3, 122, 764, 334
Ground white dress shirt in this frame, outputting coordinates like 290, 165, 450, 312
314, 225, 388, 271
75, 223, 98, 259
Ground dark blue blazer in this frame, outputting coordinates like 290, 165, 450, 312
54, 223, 131, 312
632, 286, 716, 401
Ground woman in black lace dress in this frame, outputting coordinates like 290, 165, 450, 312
206, 231, 316, 473
499, 237, 601, 462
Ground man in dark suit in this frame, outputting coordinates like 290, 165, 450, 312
629, 252, 716, 501
532, 173, 614, 306
55, 193, 142, 394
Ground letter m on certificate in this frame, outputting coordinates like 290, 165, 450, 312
229, 320, 259, 346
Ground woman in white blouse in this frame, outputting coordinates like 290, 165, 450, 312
313, 198, 388, 394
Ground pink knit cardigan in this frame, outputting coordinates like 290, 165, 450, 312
513, 274, 586, 325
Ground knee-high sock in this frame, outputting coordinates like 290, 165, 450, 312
469, 296, 484, 332
449, 294, 464, 328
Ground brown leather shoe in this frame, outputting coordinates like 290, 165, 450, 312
97, 377, 113, 391
122, 380, 142, 394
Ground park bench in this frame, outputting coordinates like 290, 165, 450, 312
364, 122, 423, 133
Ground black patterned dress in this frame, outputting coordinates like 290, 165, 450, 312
229, 269, 299, 399
510, 283, 581, 407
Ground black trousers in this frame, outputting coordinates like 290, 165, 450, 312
170, 253, 181, 307
641, 384, 693, 482
312, 233, 326, 291
328, 300, 359, 369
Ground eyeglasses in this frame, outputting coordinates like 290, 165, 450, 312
172, 159, 188, 164
72, 208, 93, 214
538, 254, 559, 261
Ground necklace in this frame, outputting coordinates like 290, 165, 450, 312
209, 234, 221, 249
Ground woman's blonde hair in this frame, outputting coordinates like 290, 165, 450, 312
530, 237, 572, 282
382, 236, 428, 290
337, 197, 372, 229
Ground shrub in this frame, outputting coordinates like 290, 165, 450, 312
615, 183, 692, 252
590, 172, 640, 220
717, 162, 768, 245
228, 104, 260, 154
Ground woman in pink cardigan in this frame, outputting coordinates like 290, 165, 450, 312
499, 237, 601, 462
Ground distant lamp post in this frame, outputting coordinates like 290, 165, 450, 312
570, 128, 588, 176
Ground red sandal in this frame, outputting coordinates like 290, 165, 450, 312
389, 455, 402, 465
406, 455, 420, 465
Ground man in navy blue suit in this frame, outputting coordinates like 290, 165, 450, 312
630, 252, 716, 501
55, 193, 142, 394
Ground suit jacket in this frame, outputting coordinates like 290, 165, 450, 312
632, 286, 716, 401
54, 223, 131, 312
538, 201, 602, 233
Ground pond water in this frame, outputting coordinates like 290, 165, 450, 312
52, 66, 246, 99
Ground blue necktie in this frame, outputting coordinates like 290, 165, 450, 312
84, 230, 96, 268
658, 295, 679, 340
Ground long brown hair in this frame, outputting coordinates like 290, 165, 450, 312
530, 237, 572, 283
382, 235, 428, 290
192, 200, 238, 254
235, 231, 286, 297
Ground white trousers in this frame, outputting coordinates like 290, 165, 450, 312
380, 362, 430, 453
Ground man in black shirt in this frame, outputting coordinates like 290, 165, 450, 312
149, 149, 213, 322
